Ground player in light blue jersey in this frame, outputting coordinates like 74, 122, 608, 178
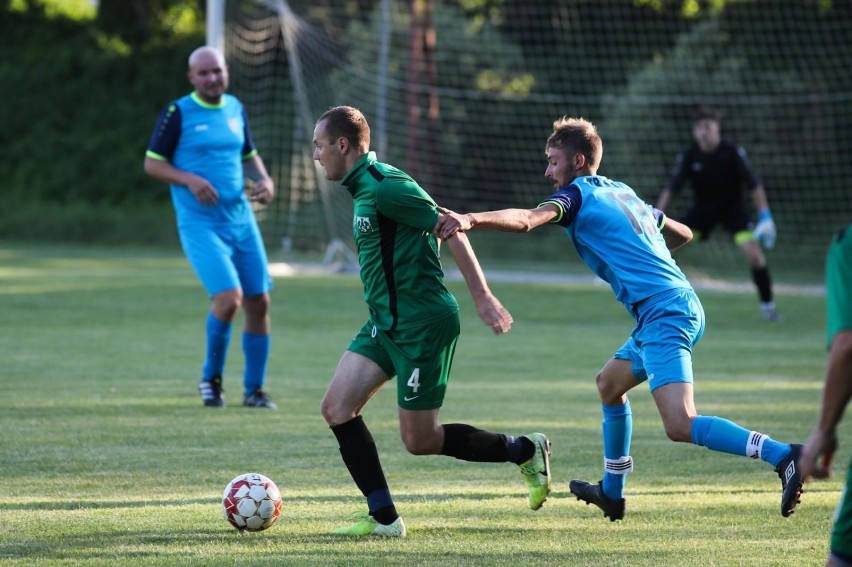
437, 116, 804, 520
144, 46, 277, 409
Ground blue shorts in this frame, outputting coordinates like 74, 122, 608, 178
614, 288, 705, 391
178, 221, 271, 297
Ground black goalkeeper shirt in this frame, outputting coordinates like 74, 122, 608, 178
666, 140, 761, 209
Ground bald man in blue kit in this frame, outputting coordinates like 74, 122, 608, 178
145, 46, 276, 409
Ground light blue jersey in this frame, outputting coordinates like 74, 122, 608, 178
145, 91, 270, 298
540, 175, 692, 317
543, 176, 794, 507
146, 92, 258, 227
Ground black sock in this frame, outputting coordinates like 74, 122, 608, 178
508, 435, 535, 465
371, 506, 398, 526
440, 423, 520, 462
751, 266, 773, 303
331, 416, 398, 523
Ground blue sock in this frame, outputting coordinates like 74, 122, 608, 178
366, 488, 394, 515
601, 400, 632, 500
691, 415, 790, 467
243, 332, 270, 395
202, 312, 231, 381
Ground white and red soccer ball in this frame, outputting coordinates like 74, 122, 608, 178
221, 473, 282, 531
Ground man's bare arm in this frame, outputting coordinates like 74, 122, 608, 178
436, 205, 560, 239
441, 231, 513, 335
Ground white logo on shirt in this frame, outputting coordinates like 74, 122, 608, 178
356, 216, 373, 233
228, 118, 241, 134
195, 124, 209, 132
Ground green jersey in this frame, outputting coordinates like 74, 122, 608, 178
341, 152, 458, 331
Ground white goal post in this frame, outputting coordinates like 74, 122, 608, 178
206, 0, 225, 51
207, 0, 359, 268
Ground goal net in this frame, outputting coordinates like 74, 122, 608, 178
221, 0, 852, 278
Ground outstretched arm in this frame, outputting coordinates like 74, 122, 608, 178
436, 205, 560, 240
440, 231, 513, 335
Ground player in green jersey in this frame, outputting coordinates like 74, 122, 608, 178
799, 224, 852, 567
312, 105, 551, 537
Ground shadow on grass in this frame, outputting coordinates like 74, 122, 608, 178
2, 498, 217, 511
6, 479, 840, 513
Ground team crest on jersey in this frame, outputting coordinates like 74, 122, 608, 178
355, 216, 374, 233
228, 118, 241, 134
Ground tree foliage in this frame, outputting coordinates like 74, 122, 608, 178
600, 1, 852, 241
0, 2, 204, 242
96, 0, 205, 46
2, 0, 848, 246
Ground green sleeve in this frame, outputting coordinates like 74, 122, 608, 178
376, 178, 439, 232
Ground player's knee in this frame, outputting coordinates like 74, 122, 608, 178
400, 431, 440, 456
213, 289, 242, 319
595, 372, 623, 405
739, 240, 765, 267
244, 292, 270, 315
319, 398, 334, 425
319, 396, 346, 426
402, 439, 432, 456
661, 419, 692, 443
594, 371, 606, 394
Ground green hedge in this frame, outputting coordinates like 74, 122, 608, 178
0, 7, 201, 243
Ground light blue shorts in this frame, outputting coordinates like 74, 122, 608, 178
179, 221, 272, 298
614, 288, 705, 391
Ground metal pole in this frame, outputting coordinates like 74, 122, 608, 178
206, 0, 225, 50
375, 0, 390, 160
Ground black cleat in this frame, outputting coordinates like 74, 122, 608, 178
198, 375, 225, 407
243, 388, 277, 409
569, 479, 625, 522
776, 444, 804, 517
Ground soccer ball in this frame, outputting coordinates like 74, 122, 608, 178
221, 473, 283, 531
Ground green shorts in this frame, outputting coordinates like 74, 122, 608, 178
826, 224, 852, 347
347, 313, 460, 410
830, 458, 852, 562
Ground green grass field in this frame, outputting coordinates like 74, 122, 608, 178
0, 243, 843, 566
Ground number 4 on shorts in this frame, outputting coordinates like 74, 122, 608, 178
406, 368, 420, 393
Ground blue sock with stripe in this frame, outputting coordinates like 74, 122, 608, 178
601, 400, 632, 500
691, 415, 789, 467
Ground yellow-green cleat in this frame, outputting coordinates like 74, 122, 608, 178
519, 433, 551, 510
332, 511, 407, 537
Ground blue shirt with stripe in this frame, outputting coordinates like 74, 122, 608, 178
540, 175, 692, 316
146, 92, 258, 227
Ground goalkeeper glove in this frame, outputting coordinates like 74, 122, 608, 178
753, 209, 776, 249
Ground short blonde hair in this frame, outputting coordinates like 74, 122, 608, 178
546, 117, 602, 170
